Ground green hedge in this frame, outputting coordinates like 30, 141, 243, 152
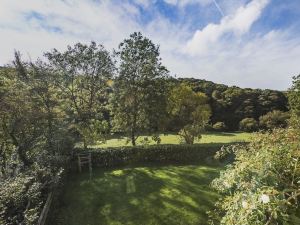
75, 143, 239, 168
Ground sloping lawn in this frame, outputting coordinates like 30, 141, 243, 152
90, 132, 251, 148
50, 164, 222, 225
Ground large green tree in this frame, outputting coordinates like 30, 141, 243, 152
0, 52, 75, 176
167, 83, 211, 144
111, 32, 169, 146
46, 42, 114, 148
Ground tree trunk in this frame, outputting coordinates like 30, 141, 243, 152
83, 139, 88, 149
131, 131, 136, 146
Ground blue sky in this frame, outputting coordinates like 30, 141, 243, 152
0, 0, 300, 90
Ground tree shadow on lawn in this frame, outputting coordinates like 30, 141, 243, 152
203, 132, 236, 137
51, 164, 221, 225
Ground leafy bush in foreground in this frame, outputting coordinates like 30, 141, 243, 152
209, 128, 300, 225
0, 165, 63, 225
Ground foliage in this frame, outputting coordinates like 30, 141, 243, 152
168, 83, 211, 144
212, 122, 227, 131
0, 53, 75, 224
76, 143, 231, 168
111, 32, 169, 146
288, 75, 300, 128
0, 54, 74, 174
46, 42, 114, 148
178, 78, 288, 130
0, 165, 63, 225
209, 128, 300, 225
239, 118, 258, 132
259, 110, 290, 130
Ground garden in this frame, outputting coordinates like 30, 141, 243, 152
0, 32, 299, 225
48, 164, 222, 225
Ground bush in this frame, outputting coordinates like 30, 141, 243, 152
259, 110, 289, 130
239, 118, 258, 132
0, 165, 64, 225
213, 122, 227, 131
209, 128, 300, 225
75, 143, 236, 168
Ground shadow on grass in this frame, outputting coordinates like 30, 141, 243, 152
48, 163, 221, 225
203, 132, 236, 137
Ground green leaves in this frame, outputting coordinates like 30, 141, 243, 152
111, 32, 169, 146
46, 42, 114, 147
168, 83, 211, 144
288, 75, 300, 128
209, 128, 300, 225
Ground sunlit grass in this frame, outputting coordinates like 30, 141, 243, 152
50, 164, 222, 225
90, 132, 252, 148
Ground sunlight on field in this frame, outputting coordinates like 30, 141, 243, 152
92, 132, 252, 148
50, 164, 221, 225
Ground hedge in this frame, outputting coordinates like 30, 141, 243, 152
75, 143, 240, 168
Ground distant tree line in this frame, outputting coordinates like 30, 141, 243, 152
174, 78, 289, 131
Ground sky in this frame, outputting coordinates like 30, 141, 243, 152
0, 0, 300, 90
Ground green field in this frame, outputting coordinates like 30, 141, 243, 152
50, 164, 221, 225
91, 132, 252, 148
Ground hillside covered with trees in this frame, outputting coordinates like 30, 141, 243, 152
170, 78, 289, 131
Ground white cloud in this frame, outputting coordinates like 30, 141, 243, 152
0, 0, 141, 60
185, 0, 270, 55
163, 0, 211, 7
167, 29, 300, 90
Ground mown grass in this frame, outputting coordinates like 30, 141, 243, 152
50, 163, 222, 225
91, 131, 252, 148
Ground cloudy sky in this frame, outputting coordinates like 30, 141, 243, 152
1, 0, 300, 90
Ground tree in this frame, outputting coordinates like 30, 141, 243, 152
288, 75, 300, 128
0, 58, 47, 169
259, 110, 290, 130
239, 118, 258, 132
168, 83, 211, 144
111, 32, 169, 146
46, 42, 114, 148
0, 53, 76, 172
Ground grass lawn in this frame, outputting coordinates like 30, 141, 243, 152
50, 164, 222, 225
91, 132, 252, 148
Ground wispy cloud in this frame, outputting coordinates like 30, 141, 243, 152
212, 0, 224, 17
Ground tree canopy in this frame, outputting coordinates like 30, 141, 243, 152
168, 83, 211, 144
111, 32, 169, 146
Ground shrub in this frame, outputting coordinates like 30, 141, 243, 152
209, 128, 300, 225
259, 110, 289, 130
75, 143, 236, 168
0, 165, 64, 225
213, 122, 227, 131
239, 118, 258, 132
